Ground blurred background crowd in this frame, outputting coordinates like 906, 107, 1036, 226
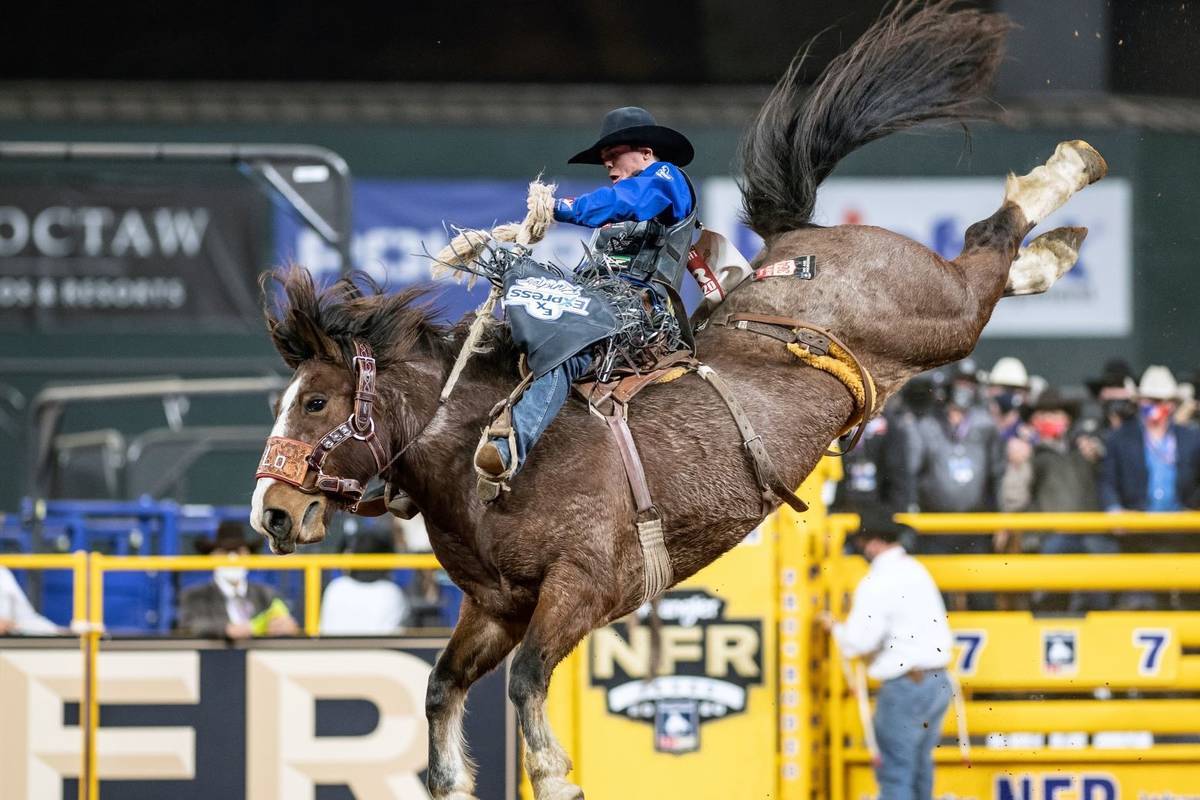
835, 355, 1200, 610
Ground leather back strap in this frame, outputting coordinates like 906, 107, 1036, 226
598, 404, 654, 514
593, 397, 674, 604
696, 364, 807, 515
714, 313, 875, 455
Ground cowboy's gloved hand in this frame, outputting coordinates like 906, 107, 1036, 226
553, 198, 576, 222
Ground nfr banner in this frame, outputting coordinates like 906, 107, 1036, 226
0, 639, 517, 800
0, 184, 268, 332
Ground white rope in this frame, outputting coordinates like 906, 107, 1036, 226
948, 669, 972, 766
844, 657, 972, 769
431, 179, 557, 286
844, 657, 882, 767
439, 286, 500, 404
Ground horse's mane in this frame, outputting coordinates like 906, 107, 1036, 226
261, 265, 521, 379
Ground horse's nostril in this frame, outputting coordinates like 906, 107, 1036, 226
264, 508, 292, 538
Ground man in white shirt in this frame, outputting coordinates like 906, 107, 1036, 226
820, 506, 953, 800
0, 566, 60, 635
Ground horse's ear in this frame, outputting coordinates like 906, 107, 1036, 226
268, 311, 340, 369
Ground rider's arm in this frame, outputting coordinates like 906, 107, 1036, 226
554, 162, 693, 227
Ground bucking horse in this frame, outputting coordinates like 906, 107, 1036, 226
249, 3, 1106, 798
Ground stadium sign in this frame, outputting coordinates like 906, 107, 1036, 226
0, 184, 267, 331
589, 588, 764, 755
0, 642, 515, 800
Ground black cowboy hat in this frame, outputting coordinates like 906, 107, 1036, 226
1031, 387, 1081, 418
850, 503, 907, 545
195, 520, 261, 555
1085, 358, 1135, 398
568, 106, 694, 167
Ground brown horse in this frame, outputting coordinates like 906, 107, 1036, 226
250, 4, 1105, 799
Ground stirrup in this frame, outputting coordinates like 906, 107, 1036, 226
474, 411, 519, 503
474, 372, 535, 503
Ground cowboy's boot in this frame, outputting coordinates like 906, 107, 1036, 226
474, 438, 515, 502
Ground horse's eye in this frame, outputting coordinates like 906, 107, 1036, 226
304, 397, 327, 413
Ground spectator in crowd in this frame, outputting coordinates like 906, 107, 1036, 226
1000, 388, 1114, 611
819, 506, 952, 800
0, 566, 60, 635
178, 521, 300, 639
949, 358, 990, 417
911, 372, 1004, 556
1085, 359, 1138, 434
987, 356, 1033, 443
1100, 366, 1200, 515
320, 528, 409, 635
832, 395, 917, 518
1099, 366, 1200, 608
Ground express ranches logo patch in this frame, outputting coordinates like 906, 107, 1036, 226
502, 276, 592, 320
589, 589, 763, 755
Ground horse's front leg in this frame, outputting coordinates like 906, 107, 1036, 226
510, 565, 618, 800
426, 598, 526, 800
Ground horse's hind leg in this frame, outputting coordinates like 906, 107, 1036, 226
955, 142, 1106, 315
510, 567, 615, 800
427, 598, 526, 800
1005, 140, 1107, 228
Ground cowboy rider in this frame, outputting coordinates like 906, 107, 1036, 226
474, 106, 699, 494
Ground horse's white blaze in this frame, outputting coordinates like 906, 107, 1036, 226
251, 377, 304, 533
270, 377, 303, 438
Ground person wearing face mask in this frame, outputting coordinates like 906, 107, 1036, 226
1085, 359, 1138, 434
474, 106, 698, 496
178, 521, 299, 639
1099, 366, 1200, 606
987, 357, 1033, 444
1100, 366, 1200, 514
1000, 389, 1114, 610
910, 370, 1004, 558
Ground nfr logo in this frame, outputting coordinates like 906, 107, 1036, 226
590, 589, 763, 755
996, 774, 1117, 799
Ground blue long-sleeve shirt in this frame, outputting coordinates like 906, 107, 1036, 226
553, 161, 694, 228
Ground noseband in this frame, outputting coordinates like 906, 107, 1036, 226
255, 340, 389, 510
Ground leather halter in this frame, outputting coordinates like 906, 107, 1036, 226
255, 340, 389, 510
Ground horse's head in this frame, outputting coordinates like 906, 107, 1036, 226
251, 268, 440, 553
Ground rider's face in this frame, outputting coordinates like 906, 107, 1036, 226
601, 145, 654, 183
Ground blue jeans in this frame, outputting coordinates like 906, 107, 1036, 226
493, 354, 593, 472
873, 670, 951, 800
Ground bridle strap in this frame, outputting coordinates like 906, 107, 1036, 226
254, 339, 390, 507
351, 340, 377, 434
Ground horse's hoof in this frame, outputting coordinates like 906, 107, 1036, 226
534, 777, 584, 800
1061, 140, 1108, 185
1004, 225, 1089, 297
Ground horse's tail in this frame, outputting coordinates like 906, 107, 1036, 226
738, 1, 1013, 240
